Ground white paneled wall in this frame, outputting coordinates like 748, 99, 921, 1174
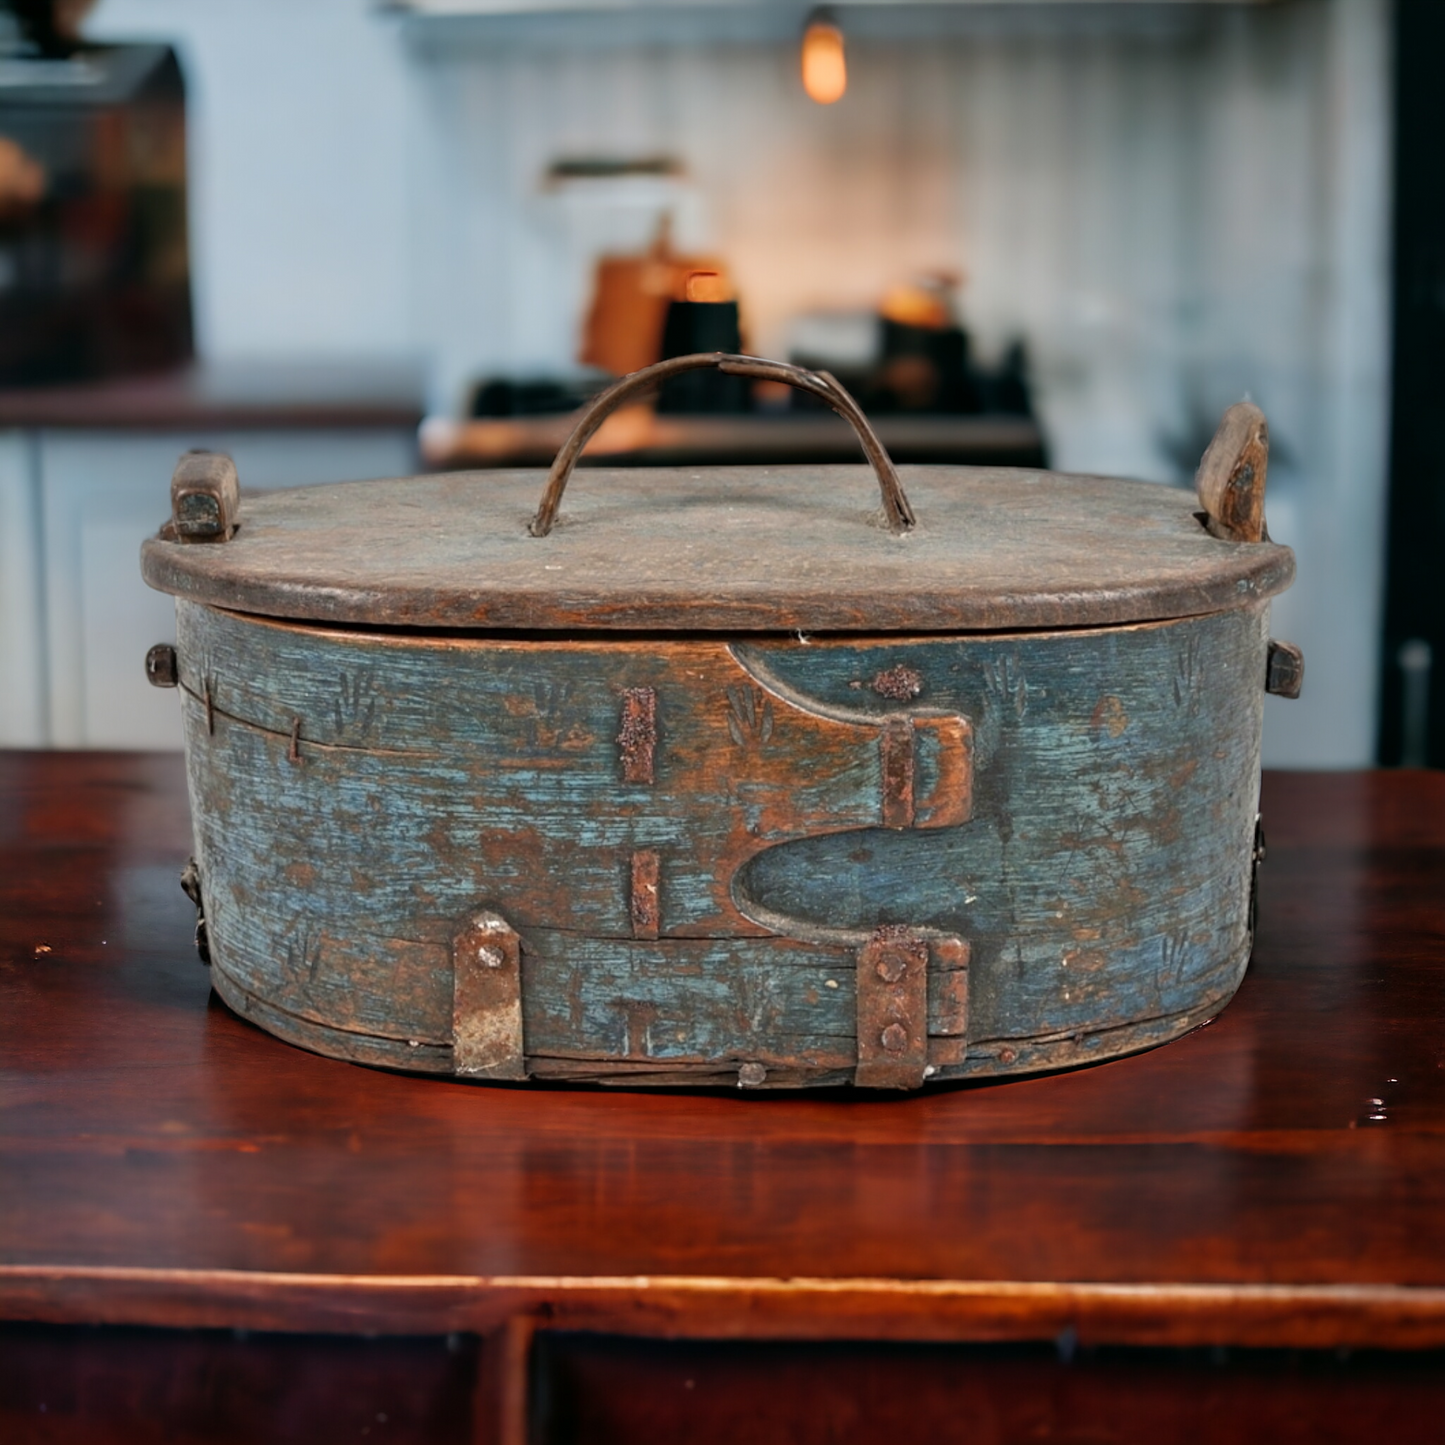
90, 0, 416, 361
86, 0, 1392, 765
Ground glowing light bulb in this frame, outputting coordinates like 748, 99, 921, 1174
801, 14, 847, 106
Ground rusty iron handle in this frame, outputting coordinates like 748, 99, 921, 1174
528, 352, 916, 537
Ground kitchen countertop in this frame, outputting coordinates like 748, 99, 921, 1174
0, 360, 427, 432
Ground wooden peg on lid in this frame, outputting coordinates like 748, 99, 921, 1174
1196, 402, 1269, 543
170, 450, 239, 543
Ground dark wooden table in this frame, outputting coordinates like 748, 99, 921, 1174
2, 753, 1443, 1442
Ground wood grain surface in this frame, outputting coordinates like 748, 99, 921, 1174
1, 754, 1443, 1348
139, 465, 1295, 633
174, 602, 1268, 1085
531, 1334, 1445, 1445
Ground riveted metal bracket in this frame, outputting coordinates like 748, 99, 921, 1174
452, 910, 527, 1080
618, 686, 657, 784
855, 927, 921, 1087
879, 715, 972, 831
855, 927, 970, 1087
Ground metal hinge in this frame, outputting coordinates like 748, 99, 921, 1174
855, 926, 969, 1088
452, 910, 527, 1080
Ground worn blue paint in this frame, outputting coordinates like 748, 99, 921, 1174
177, 598, 1269, 1085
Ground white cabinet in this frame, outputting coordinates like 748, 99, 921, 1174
1, 427, 416, 749
0, 433, 46, 747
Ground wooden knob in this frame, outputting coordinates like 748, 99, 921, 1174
170, 451, 240, 544
1195, 402, 1269, 543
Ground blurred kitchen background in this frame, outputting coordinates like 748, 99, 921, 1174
2, 0, 1437, 772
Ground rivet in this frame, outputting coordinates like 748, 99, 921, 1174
875, 955, 907, 983
999, 1047, 1018, 1064
738, 1062, 767, 1087
145, 643, 178, 688
881, 1023, 908, 1053
479, 946, 503, 969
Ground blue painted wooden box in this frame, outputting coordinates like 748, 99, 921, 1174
141, 358, 1299, 1089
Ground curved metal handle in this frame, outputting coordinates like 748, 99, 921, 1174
528, 352, 916, 537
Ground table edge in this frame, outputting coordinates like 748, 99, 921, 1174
5, 1267, 1445, 1350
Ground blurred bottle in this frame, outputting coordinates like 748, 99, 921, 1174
874, 274, 979, 414
580, 215, 730, 380
656, 269, 749, 414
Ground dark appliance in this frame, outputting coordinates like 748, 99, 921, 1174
0, 42, 192, 385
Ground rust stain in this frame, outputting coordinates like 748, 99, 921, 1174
1059, 833, 1127, 858
1150, 807, 1184, 848
618, 687, 657, 784
1090, 695, 1129, 738
1169, 759, 1200, 789
630, 849, 661, 939
348, 867, 379, 897
880, 720, 915, 828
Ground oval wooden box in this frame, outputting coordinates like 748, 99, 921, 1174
142, 357, 1299, 1090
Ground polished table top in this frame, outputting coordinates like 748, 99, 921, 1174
2, 754, 1442, 1348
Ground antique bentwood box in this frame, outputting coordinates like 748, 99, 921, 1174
141, 354, 1302, 1091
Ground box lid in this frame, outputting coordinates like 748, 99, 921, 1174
141, 355, 1293, 634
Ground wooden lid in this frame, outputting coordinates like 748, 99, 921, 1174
141, 462, 1294, 634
